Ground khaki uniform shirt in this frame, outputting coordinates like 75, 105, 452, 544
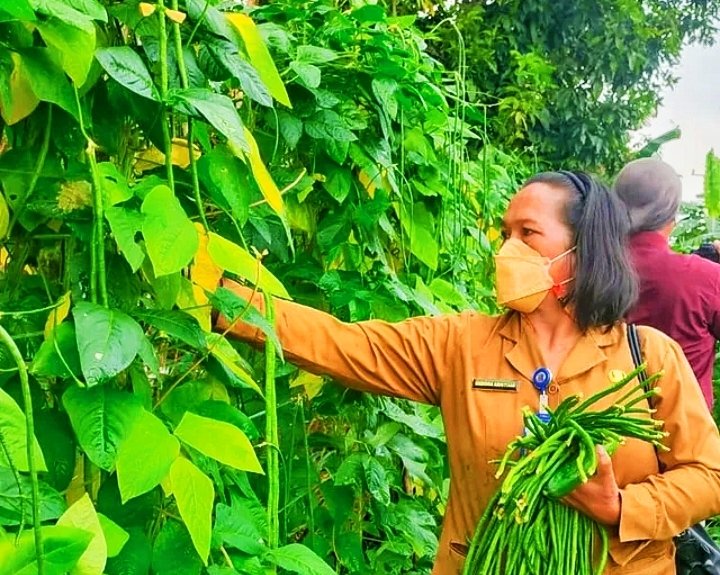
223, 292, 720, 575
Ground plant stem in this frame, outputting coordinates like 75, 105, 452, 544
7, 105, 52, 239
157, 0, 175, 192
264, 292, 280, 555
0, 324, 43, 574
171, 0, 207, 229
74, 87, 108, 306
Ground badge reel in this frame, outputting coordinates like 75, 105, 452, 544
531, 367, 552, 425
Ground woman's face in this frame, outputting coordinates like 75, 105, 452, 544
501, 182, 576, 283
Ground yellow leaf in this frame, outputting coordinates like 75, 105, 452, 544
57, 494, 107, 575
290, 371, 325, 401
44, 292, 72, 339
165, 8, 186, 23
226, 13, 291, 108
0, 53, 40, 125
190, 223, 224, 326
486, 227, 502, 242
139, 2, 156, 17
134, 138, 200, 173
243, 128, 284, 216
358, 170, 376, 199
176, 276, 210, 331
0, 192, 8, 241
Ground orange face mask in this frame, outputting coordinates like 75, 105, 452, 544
494, 239, 576, 313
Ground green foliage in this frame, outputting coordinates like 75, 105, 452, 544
422, 0, 719, 172
0, 0, 550, 572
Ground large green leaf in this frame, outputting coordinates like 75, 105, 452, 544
174, 412, 263, 474
73, 302, 145, 386
0, 467, 66, 526
17, 48, 79, 118
95, 47, 158, 101
402, 202, 438, 271
98, 162, 133, 206
196, 145, 250, 226
0, 525, 93, 575
115, 409, 180, 503
105, 207, 145, 272
0, 0, 35, 21
208, 41, 273, 107
62, 386, 143, 471
206, 232, 289, 298
34, 408, 76, 492
363, 456, 390, 506
174, 89, 249, 155
226, 13, 291, 108
134, 310, 206, 349
264, 544, 336, 575
141, 185, 198, 277
151, 520, 202, 575
97, 514, 128, 558
205, 332, 263, 395
213, 500, 267, 556
0, 387, 47, 472
167, 458, 214, 565
57, 493, 107, 575
36, 17, 95, 85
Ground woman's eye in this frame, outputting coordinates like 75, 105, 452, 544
522, 228, 535, 236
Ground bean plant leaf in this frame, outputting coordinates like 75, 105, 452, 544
226, 13, 291, 108
244, 127, 285, 216
296, 45, 339, 64
208, 41, 273, 107
73, 302, 145, 386
0, 525, 93, 575
166, 457, 214, 565
0, 467, 66, 526
0, 0, 35, 21
363, 456, 390, 506
115, 409, 180, 503
33, 322, 82, 381
208, 287, 283, 358
264, 544, 336, 575
36, 18, 96, 85
96, 47, 158, 101
62, 385, 143, 471
290, 62, 321, 89
97, 514, 129, 558
18, 48, 79, 119
213, 500, 267, 556
105, 528, 152, 575
105, 207, 145, 272
134, 310, 206, 350
0, 52, 39, 124
0, 387, 47, 472
278, 111, 303, 150
141, 185, 198, 277
57, 493, 107, 575
98, 162, 132, 206
174, 88, 249, 155
174, 412, 263, 474
371, 77, 399, 120
206, 232, 289, 298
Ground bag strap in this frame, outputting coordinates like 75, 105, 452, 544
627, 323, 649, 390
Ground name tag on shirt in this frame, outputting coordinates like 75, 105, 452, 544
472, 378, 518, 391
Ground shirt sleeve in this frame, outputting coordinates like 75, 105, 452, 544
617, 330, 720, 545
216, 281, 471, 405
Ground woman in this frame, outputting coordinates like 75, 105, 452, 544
217, 172, 720, 574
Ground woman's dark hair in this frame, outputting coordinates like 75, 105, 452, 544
523, 171, 638, 332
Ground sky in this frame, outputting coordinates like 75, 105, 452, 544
635, 38, 720, 202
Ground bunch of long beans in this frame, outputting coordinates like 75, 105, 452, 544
462, 365, 667, 575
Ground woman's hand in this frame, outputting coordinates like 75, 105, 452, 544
563, 445, 621, 526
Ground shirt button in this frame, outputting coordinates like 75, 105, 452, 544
548, 384, 560, 394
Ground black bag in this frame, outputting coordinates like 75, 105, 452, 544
628, 323, 720, 575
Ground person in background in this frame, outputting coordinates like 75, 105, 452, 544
614, 158, 720, 410
218, 171, 720, 574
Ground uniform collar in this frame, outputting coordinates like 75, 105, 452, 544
498, 312, 622, 384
